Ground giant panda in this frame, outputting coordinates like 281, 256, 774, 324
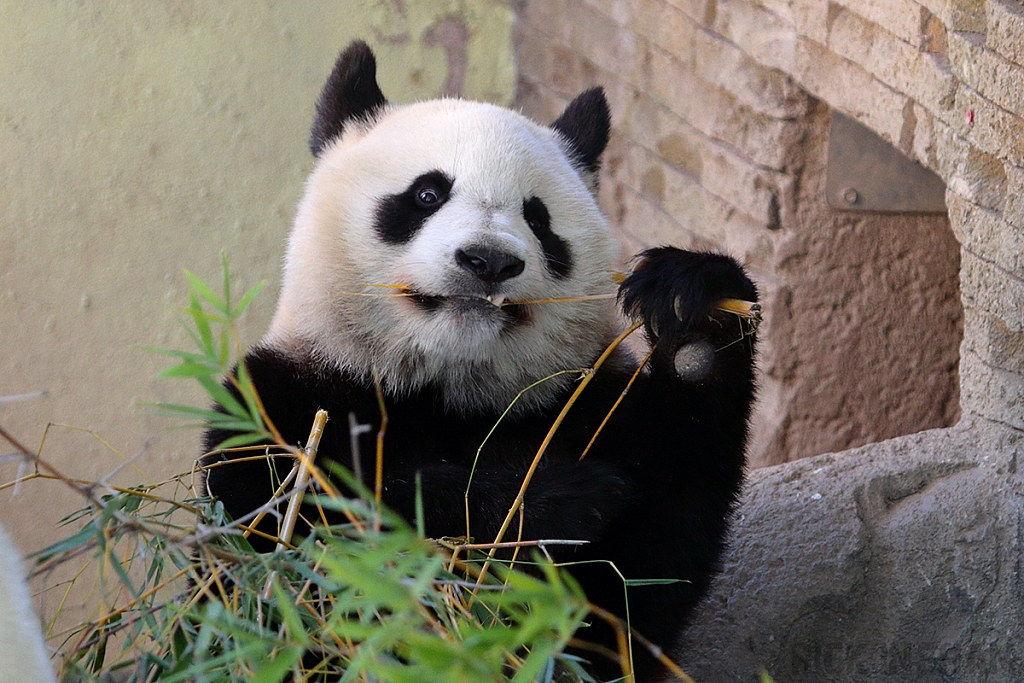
202, 41, 758, 682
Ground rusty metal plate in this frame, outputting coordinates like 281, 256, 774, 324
826, 112, 947, 213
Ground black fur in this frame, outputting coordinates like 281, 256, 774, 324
203, 248, 757, 682
309, 41, 387, 157
523, 196, 573, 279
374, 170, 454, 244
550, 87, 611, 176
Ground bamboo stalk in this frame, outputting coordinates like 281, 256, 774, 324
353, 281, 762, 322
471, 320, 644, 595
717, 298, 762, 320
261, 409, 328, 603
578, 344, 657, 461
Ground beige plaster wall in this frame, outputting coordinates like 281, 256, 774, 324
0, 0, 514, 628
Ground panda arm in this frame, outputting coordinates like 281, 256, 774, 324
566, 248, 758, 648
599, 247, 758, 535
379, 458, 633, 545
201, 348, 631, 548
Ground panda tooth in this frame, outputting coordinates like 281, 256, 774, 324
481, 294, 509, 307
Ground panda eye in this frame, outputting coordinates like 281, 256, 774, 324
416, 186, 441, 208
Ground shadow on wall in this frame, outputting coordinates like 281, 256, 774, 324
755, 104, 963, 466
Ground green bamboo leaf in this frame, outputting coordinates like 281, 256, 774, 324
215, 431, 273, 450
147, 403, 226, 420
235, 360, 265, 430
270, 578, 310, 646
250, 646, 303, 683
159, 361, 220, 379
197, 374, 249, 419
220, 251, 232, 311
233, 280, 266, 317
184, 269, 229, 316
623, 578, 684, 586
188, 289, 215, 354
218, 328, 230, 367
31, 522, 98, 562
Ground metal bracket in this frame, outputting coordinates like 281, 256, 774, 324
826, 112, 946, 213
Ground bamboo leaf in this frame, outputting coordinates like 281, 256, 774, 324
233, 281, 266, 317
196, 374, 248, 419
188, 289, 215, 354
184, 269, 229, 316
215, 431, 273, 450
159, 361, 220, 379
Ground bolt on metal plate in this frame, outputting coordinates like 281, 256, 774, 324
826, 112, 947, 213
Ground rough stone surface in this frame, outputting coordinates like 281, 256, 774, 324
676, 420, 1024, 682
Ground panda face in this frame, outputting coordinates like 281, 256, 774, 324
267, 48, 618, 412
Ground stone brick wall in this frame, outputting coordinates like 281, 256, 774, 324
513, 0, 1024, 466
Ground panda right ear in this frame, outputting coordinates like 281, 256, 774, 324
550, 87, 611, 176
309, 40, 388, 157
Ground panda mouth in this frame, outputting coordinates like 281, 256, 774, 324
407, 290, 531, 325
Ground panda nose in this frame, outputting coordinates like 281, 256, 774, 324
455, 246, 525, 284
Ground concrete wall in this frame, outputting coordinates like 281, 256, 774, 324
0, 0, 514, 627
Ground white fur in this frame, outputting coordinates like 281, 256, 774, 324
0, 523, 57, 683
268, 99, 619, 412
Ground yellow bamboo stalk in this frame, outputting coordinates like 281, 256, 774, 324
471, 320, 644, 594
260, 409, 328, 602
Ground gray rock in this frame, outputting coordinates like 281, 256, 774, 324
674, 419, 1024, 682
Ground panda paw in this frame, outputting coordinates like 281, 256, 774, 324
619, 248, 757, 375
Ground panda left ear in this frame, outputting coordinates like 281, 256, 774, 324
550, 87, 611, 176
310, 40, 388, 157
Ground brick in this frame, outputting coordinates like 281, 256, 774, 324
630, 0, 698, 63
963, 308, 1024, 376
645, 46, 808, 171
827, 7, 957, 116
830, 0, 923, 47
513, 24, 550, 87
910, 102, 941, 169
566, 2, 637, 78
913, 0, 950, 24
959, 349, 1024, 429
920, 6, 948, 55
792, 37, 908, 146
518, 0, 572, 44
581, 0, 631, 26
947, 193, 1022, 275
947, 30, 1024, 119
1003, 162, 1024, 230
929, 114, 969, 183
625, 139, 787, 232
659, 0, 710, 25
513, 72, 583, 122
663, 99, 802, 172
789, 0, 831, 44
986, 0, 1024, 67
949, 85, 1024, 167
611, 183, 701, 248
945, 145, 1007, 212
946, 0, 987, 32
959, 250, 1024, 333
711, 0, 805, 72
693, 28, 811, 119
743, 0, 795, 25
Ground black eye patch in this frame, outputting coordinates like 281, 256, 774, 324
374, 170, 454, 244
523, 196, 573, 279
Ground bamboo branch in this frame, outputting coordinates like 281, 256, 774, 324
261, 409, 328, 603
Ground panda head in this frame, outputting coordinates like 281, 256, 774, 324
267, 41, 620, 412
